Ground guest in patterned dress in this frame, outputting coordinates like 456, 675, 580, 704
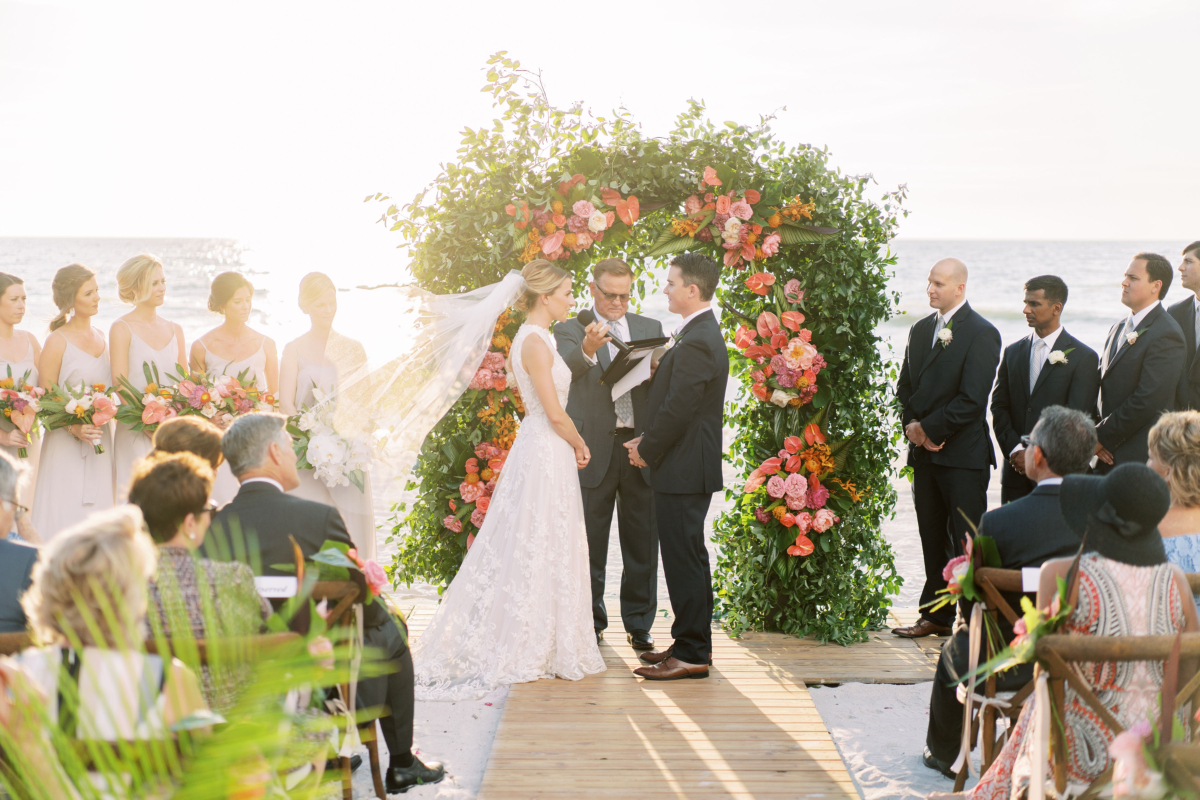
935, 463, 1200, 800
1148, 411, 1200, 612
128, 451, 271, 710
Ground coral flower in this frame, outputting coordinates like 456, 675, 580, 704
743, 189, 761, 205
783, 435, 803, 454
781, 310, 805, 332
787, 534, 814, 557
465, 457, 479, 474
541, 230, 566, 255
793, 512, 814, 534
702, 166, 721, 187
780, 512, 796, 529
745, 272, 776, 296
758, 456, 784, 476
715, 195, 732, 216
751, 382, 769, 401
734, 325, 757, 350
756, 311, 781, 338
804, 423, 825, 445
743, 467, 767, 494
460, 481, 483, 503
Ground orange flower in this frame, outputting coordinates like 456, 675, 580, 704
787, 534, 814, 557
492, 334, 510, 350
480, 467, 494, 481
771, 505, 787, 522
744, 189, 761, 205
563, 232, 578, 247
767, 213, 782, 228
465, 473, 480, 485
542, 222, 556, 235
92, 383, 107, 392
552, 213, 566, 227
551, 201, 563, 214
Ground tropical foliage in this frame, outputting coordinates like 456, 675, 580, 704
381, 53, 905, 643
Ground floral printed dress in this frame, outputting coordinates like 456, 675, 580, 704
966, 552, 1186, 800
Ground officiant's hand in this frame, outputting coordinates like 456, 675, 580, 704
582, 321, 612, 359
625, 436, 648, 468
574, 443, 591, 470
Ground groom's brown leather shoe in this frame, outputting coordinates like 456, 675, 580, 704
891, 618, 951, 638
634, 657, 709, 681
637, 646, 712, 666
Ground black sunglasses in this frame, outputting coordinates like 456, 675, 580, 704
597, 287, 631, 303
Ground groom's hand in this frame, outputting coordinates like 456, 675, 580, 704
625, 436, 648, 468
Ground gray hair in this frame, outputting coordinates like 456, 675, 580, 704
0, 449, 23, 504
222, 412, 289, 477
1031, 406, 1097, 476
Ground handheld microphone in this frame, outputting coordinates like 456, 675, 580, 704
577, 309, 631, 355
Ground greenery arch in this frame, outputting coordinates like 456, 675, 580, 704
380, 53, 906, 644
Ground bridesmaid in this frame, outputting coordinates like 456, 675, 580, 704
110, 254, 187, 501
190, 272, 278, 506
280, 273, 376, 559
31, 264, 114, 540
0, 273, 43, 534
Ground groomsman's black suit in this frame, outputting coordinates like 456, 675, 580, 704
211, 481, 416, 766
637, 308, 727, 666
896, 302, 1001, 628
991, 329, 1100, 502
925, 480, 1081, 764
557, 311, 663, 637
1168, 295, 1200, 411
1096, 302, 1186, 472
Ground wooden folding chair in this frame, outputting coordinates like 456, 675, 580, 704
1035, 632, 1200, 798
951, 568, 1037, 790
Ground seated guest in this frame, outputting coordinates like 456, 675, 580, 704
210, 413, 444, 793
16, 506, 210, 739
0, 451, 37, 633
1147, 412, 1200, 601
937, 463, 1200, 799
152, 414, 225, 472
924, 406, 1094, 777
129, 451, 271, 710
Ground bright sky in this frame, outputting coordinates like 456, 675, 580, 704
1, 0, 1196, 270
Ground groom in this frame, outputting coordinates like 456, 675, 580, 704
625, 252, 727, 681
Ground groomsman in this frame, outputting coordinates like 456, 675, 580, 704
1095, 253, 1185, 472
556, 259, 663, 650
1168, 241, 1200, 410
894, 258, 1001, 638
991, 275, 1100, 502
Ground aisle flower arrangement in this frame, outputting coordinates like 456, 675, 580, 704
39, 382, 122, 454
0, 370, 43, 457
732, 278, 827, 409
505, 174, 641, 264
287, 388, 372, 492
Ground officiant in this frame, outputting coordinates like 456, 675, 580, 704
556, 258, 664, 651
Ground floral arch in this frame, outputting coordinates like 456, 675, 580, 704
379, 54, 905, 643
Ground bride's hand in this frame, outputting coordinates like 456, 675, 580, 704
575, 444, 590, 470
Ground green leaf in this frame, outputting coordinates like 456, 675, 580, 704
645, 229, 693, 258
778, 224, 839, 246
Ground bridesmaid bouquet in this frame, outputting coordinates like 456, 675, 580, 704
115, 362, 206, 433
287, 389, 370, 492
39, 381, 122, 454
0, 369, 44, 457
200, 369, 278, 427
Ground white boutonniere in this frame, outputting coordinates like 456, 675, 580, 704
1047, 347, 1074, 365
937, 322, 954, 348
1125, 330, 1140, 346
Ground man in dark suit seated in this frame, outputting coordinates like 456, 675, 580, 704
1168, 241, 1200, 411
923, 406, 1094, 777
210, 413, 444, 794
991, 275, 1100, 503
0, 451, 37, 634
1095, 252, 1186, 472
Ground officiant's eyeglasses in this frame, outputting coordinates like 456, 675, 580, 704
597, 288, 631, 303
0, 498, 27, 521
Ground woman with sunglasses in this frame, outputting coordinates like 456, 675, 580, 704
128, 451, 271, 711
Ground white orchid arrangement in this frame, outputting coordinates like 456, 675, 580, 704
287, 388, 372, 492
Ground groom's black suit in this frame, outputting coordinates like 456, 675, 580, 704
896, 302, 1001, 628
637, 308, 727, 666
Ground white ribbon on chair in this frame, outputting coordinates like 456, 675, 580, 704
1029, 670, 1051, 800
952, 603, 985, 777
335, 605, 366, 758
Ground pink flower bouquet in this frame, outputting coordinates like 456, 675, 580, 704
0, 369, 44, 457
38, 381, 123, 454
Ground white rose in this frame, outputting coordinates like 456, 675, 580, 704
587, 210, 608, 233
722, 217, 743, 243
1047, 350, 1068, 365
297, 410, 318, 432
307, 433, 348, 467
201, 402, 218, 418
769, 389, 795, 408
937, 327, 953, 347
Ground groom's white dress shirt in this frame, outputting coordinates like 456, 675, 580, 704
674, 305, 713, 338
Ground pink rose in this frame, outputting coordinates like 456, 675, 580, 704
443, 516, 463, 533
751, 369, 765, 384
460, 481, 483, 503
684, 195, 703, 215
475, 442, 491, 459
812, 508, 837, 533
766, 475, 787, 499
714, 195, 732, 216
483, 352, 506, 371
793, 512, 814, 534
761, 233, 782, 257
466, 533, 476, 550
362, 559, 387, 596
469, 368, 493, 390
574, 231, 594, 250
471, 507, 486, 528
567, 214, 590, 233
786, 494, 807, 512
784, 338, 818, 371
784, 279, 804, 304
572, 200, 596, 218
807, 475, 830, 507
783, 472, 806, 497
729, 200, 753, 221
476, 495, 490, 513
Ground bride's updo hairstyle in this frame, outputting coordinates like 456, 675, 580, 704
298, 272, 337, 313
50, 263, 96, 331
117, 254, 164, 305
1149, 411, 1200, 509
207, 271, 254, 314
518, 259, 569, 311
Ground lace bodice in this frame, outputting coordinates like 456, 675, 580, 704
509, 324, 570, 418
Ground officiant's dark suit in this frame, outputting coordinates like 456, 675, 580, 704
1168, 293, 1200, 411
211, 481, 417, 773
896, 300, 1001, 631
991, 328, 1099, 502
636, 300, 727, 669
557, 301, 663, 641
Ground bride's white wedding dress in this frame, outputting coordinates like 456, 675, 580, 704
412, 323, 605, 700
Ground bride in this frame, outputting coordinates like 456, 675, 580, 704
412, 259, 606, 699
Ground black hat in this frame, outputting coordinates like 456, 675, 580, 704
1060, 463, 1171, 567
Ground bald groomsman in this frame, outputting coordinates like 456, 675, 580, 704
1168, 241, 1200, 410
991, 275, 1099, 502
894, 258, 1001, 638
1095, 253, 1185, 472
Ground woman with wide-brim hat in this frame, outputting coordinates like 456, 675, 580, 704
934, 462, 1200, 800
